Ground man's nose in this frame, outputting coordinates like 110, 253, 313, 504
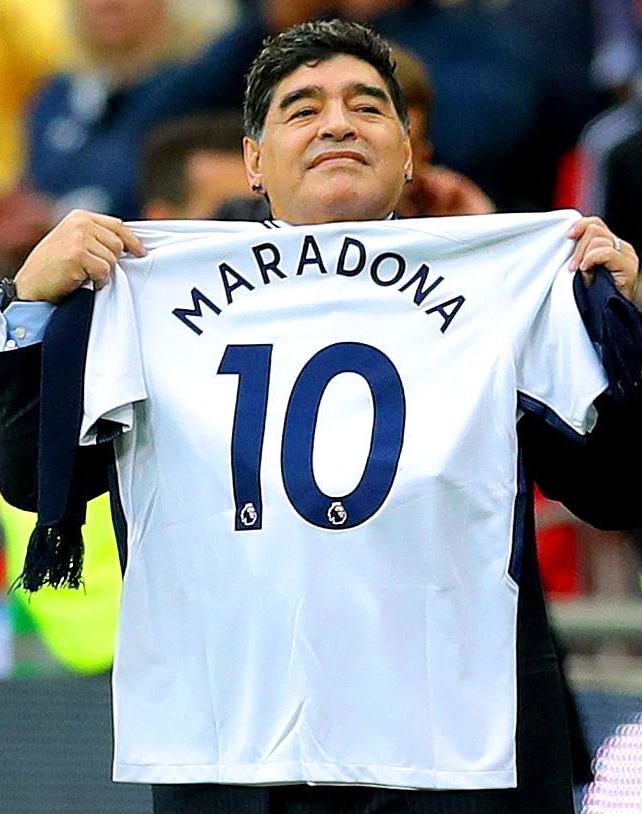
319, 102, 357, 140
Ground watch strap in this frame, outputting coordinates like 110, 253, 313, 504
0, 277, 18, 312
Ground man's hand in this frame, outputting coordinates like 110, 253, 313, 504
397, 165, 496, 218
14, 210, 146, 304
568, 216, 639, 302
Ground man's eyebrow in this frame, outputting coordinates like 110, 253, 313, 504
278, 82, 392, 113
279, 86, 323, 112
348, 83, 391, 105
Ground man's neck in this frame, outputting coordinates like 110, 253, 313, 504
273, 213, 396, 226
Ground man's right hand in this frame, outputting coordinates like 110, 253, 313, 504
14, 210, 146, 304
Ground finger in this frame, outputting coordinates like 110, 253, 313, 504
81, 255, 112, 286
86, 236, 121, 268
569, 224, 611, 271
92, 223, 126, 257
567, 215, 605, 239
90, 213, 146, 257
576, 239, 616, 271
118, 223, 146, 258
578, 240, 636, 273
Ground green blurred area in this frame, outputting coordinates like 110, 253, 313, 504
1, 494, 121, 676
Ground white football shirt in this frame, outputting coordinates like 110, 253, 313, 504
80, 211, 607, 788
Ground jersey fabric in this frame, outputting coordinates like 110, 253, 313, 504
79, 211, 607, 789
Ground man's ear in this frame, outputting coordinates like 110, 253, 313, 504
403, 131, 414, 182
243, 136, 263, 193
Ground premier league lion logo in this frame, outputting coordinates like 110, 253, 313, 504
240, 502, 258, 527
327, 501, 348, 526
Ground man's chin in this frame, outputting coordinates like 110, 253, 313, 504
310, 185, 389, 223
270, 182, 393, 224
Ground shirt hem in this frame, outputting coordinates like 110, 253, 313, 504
113, 762, 516, 790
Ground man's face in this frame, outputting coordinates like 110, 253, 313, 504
144, 150, 251, 220
74, 0, 166, 51
243, 54, 412, 225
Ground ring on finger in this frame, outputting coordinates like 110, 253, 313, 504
612, 235, 623, 252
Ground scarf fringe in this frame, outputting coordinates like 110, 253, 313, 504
11, 524, 84, 593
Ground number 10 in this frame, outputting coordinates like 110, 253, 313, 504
217, 342, 406, 531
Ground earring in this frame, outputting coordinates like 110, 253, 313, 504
404, 174, 413, 185
251, 183, 264, 193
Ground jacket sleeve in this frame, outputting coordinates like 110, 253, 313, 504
0, 344, 41, 510
0, 343, 110, 513
520, 270, 642, 530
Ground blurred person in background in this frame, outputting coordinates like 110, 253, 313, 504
603, 130, 642, 258
0, 0, 73, 192
390, 44, 495, 218
0, 0, 73, 277
574, 1, 642, 219
24, 0, 260, 220
139, 111, 269, 220
0, 0, 269, 273
589, 0, 642, 103
501, 0, 607, 210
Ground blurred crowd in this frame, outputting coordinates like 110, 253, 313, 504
0, 0, 641, 677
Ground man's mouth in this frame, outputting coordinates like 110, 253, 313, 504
309, 151, 368, 168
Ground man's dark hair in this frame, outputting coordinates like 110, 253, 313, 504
139, 111, 245, 207
243, 19, 409, 141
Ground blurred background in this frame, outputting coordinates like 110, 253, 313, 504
1, 1, 641, 811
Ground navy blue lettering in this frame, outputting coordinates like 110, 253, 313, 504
425, 296, 466, 333
399, 264, 444, 305
370, 252, 406, 287
296, 235, 328, 276
220, 262, 255, 304
252, 242, 286, 284
336, 237, 366, 277
173, 288, 221, 335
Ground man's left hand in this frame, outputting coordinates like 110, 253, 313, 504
568, 216, 639, 302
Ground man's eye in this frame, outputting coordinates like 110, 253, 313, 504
356, 105, 382, 114
290, 108, 316, 120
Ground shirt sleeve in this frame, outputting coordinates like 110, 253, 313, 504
79, 264, 147, 445
516, 266, 609, 436
1, 301, 55, 350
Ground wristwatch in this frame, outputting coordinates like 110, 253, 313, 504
0, 277, 18, 312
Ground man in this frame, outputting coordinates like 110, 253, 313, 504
138, 50, 493, 225
18, 0, 266, 221
139, 111, 270, 221
390, 44, 495, 218
0, 19, 640, 814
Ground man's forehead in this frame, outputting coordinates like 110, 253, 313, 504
271, 54, 390, 103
